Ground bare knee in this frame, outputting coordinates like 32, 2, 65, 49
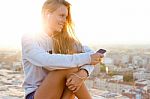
47, 67, 79, 79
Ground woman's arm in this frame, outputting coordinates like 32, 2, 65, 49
22, 34, 91, 69
65, 46, 102, 93
79, 45, 95, 76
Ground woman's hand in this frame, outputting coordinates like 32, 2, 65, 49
90, 53, 104, 65
66, 69, 88, 93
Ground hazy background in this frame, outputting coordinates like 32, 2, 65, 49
0, 0, 150, 49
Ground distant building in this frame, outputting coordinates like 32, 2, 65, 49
133, 71, 145, 80
104, 57, 113, 65
91, 64, 100, 76
12, 62, 22, 71
0, 64, 2, 68
147, 80, 150, 90
111, 75, 123, 82
122, 89, 142, 99
133, 68, 150, 80
122, 55, 129, 64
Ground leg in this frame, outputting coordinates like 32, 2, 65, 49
75, 83, 92, 99
61, 82, 92, 99
61, 86, 75, 99
34, 68, 78, 99
34, 70, 66, 99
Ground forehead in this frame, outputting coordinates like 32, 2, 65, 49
53, 5, 68, 16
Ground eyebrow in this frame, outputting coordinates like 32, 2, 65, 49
59, 13, 68, 18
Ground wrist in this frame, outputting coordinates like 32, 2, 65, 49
77, 69, 88, 78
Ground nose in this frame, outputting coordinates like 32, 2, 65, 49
59, 17, 66, 27
62, 16, 66, 23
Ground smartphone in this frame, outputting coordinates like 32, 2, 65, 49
96, 49, 106, 54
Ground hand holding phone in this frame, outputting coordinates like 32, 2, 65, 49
90, 49, 106, 65
96, 49, 106, 54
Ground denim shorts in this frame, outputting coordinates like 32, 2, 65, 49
26, 91, 35, 99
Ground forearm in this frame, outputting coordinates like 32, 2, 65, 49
80, 45, 95, 76
22, 35, 91, 69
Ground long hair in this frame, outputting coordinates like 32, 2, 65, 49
42, 0, 83, 54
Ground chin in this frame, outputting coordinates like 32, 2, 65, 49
58, 30, 62, 32
56, 28, 62, 32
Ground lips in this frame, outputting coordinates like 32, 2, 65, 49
58, 23, 64, 29
56, 23, 64, 32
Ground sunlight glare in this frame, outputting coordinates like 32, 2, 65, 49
0, 0, 150, 48
0, 0, 43, 48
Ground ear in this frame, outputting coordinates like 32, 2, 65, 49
44, 10, 52, 19
47, 13, 52, 19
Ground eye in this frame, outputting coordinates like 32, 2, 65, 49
60, 14, 65, 17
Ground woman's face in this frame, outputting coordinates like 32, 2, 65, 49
48, 5, 68, 33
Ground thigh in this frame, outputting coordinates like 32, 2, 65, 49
34, 70, 66, 99
34, 68, 79, 99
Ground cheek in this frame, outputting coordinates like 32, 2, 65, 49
52, 17, 60, 25
56, 16, 62, 22
48, 18, 57, 27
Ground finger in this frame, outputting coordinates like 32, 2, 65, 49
96, 53, 104, 58
69, 80, 75, 85
67, 81, 74, 86
68, 85, 75, 90
66, 77, 72, 85
99, 53, 104, 58
95, 58, 100, 61
92, 61, 99, 65
99, 58, 102, 61
73, 87, 80, 93
70, 86, 76, 91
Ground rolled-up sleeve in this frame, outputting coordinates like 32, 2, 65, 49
21, 34, 91, 69
80, 46, 95, 76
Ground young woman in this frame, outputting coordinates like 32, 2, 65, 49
22, 0, 103, 99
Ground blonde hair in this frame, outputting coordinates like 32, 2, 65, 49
42, 0, 83, 54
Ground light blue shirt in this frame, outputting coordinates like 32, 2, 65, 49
21, 32, 95, 96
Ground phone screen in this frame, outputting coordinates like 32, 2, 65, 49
96, 49, 106, 54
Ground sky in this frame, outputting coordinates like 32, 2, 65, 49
0, 0, 150, 48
